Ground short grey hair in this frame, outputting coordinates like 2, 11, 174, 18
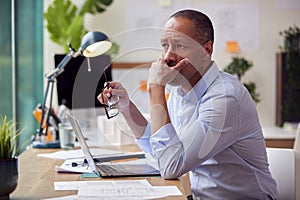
169, 9, 214, 45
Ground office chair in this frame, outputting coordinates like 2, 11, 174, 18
293, 123, 300, 152
266, 148, 295, 200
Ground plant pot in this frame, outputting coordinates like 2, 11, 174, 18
0, 158, 18, 200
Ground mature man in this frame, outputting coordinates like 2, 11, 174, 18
99, 9, 277, 199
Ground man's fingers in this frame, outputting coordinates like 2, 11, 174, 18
111, 88, 126, 99
173, 58, 190, 71
97, 87, 112, 105
97, 93, 106, 104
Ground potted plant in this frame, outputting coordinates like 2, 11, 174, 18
224, 56, 260, 103
0, 116, 20, 199
44, 0, 118, 58
279, 25, 300, 54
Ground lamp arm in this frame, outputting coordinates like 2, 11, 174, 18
45, 44, 81, 80
38, 43, 81, 137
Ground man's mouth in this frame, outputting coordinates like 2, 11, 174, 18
166, 61, 177, 67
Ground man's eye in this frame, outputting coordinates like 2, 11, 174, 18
176, 44, 185, 50
161, 43, 169, 49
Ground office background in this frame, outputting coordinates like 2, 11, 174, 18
44, 0, 300, 127
0, 0, 299, 151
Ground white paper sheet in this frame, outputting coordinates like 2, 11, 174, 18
54, 179, 152, 191
43, 194, 166, 200
78, 185, 182, 197
37, 148, 124, 160
53, 179, 181, 199
124, 0, 260, 51
55, 158, 93, 173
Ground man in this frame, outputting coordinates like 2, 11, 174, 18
99, 9, 277, 199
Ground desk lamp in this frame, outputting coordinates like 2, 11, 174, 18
81, 31, 120, 119
36, 31, 112, 146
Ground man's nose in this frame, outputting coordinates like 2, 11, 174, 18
163, 47, 177, 64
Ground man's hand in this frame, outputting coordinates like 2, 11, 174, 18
97, 82, 130, 113
147, 58, 189, 87
147, 58, 189, 134
97, 81, 148, 139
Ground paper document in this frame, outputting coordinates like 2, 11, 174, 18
44, 194, 166, 200
78, 185, 182, 197
53, 179, 182, 199
37, 148, 123, 160
54, 179, 182, 200
55, 158, 93, 173
54, 179, 152, 191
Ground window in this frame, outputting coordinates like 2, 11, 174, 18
0, 0, 43, 153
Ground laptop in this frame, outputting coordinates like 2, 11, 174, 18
67, 114, 160, 177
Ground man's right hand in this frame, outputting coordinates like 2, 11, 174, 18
147, 58, 189, 87
97, 82, 130, 113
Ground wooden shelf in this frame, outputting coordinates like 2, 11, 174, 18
112, 62, 150, 69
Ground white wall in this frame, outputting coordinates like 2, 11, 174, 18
44, 0, 300, 126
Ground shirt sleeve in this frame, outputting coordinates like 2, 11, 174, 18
136, 121, 181, 156
150, 123, 181, 157
135, 121, 153, 153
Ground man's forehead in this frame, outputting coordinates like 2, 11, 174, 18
161, 29, 198, 44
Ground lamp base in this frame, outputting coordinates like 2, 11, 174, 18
32, 140, 60, 149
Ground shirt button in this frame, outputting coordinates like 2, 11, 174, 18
177, 88, 185, 96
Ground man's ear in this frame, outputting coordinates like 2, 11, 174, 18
203, 41, 213, 55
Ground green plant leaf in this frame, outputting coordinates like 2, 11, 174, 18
279, 25, 300, 54
244, 82, 260, 103
224, 57, 259, 103
45, 0, 116, 54
80, 0, 113, 15
0, 115, 20, 159
224, 56, 253, 80
44, 0, 80, 52
64, 15, 87, 52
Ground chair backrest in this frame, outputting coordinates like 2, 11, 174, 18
293, 123, 300, 152
266, 148, 295, 200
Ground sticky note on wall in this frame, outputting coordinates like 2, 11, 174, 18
226, 41, 240, 53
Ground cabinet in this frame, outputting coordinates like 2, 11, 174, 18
276, 53, 300, 126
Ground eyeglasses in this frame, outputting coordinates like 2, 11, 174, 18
103, 95, 119, 119
102, 82, 120, 119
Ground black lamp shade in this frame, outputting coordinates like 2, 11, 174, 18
80, 31, 112, 57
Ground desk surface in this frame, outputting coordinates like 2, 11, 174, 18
262, 126, 295, 139
11, 147, 187, 200
262, 126, 296, 148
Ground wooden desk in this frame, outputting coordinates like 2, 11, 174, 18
10, 147, 187, 200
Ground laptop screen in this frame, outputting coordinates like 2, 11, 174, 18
67, 114, 99, 174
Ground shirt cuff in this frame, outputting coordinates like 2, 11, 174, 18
150, 123, 179, 157
136, 122, 179, 156
136, 121, 153, 153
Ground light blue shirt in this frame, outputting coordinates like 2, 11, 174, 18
137, 62, 278, 199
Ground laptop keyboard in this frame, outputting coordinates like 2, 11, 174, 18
98, 165, 124, 174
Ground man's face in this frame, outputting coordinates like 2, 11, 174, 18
160, 17, 212, 86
